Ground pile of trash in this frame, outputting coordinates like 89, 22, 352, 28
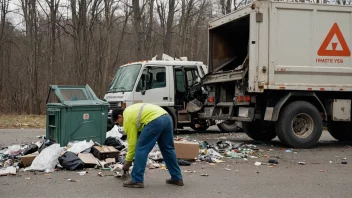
0, 125, 129, 176
0, 125, 193, 177
198, 140, 259, 163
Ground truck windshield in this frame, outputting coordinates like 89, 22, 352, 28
108, 64, 142, 93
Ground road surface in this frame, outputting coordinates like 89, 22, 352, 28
0, 128, 351, 198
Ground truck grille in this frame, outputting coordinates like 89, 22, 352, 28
108, 102, 120, 110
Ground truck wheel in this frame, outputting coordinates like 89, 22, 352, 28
242, 120, 276, 142
190, 125, 209, 131
217, 121, 239, 133
190, 118, 209, 132
275, 101, 323, 148
328, 122, 352, 141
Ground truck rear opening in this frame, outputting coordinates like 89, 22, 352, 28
209, 15, 249, 73
200, 1, 352, 148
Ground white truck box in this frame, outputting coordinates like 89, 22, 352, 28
208, 1, 352, 93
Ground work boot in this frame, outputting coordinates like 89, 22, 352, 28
123, 179, 144, 188
166, 179, 184, 186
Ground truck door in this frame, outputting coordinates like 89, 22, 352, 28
133, 65, 171, 106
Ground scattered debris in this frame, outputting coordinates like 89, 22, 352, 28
178, 159, 192, 166
268, 159, 279, 164
98, 172, 104, 177
225, 168, 231, 171
254, 162, 262, 166
298, 162, 306, 165
0, 167, 16, 176
200, 173, 209, 176
184, 170, 196, 173
25, 177, 31, 180
285, 149, 292, 153
67, 179, 80, 182
341, 161, 348, 164
77, 171, 88, 176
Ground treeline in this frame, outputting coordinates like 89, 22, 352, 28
0, 0, 350, 114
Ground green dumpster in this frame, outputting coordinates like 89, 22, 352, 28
46, 85, 109, 146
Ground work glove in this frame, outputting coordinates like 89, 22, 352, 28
123, 161, 132, 171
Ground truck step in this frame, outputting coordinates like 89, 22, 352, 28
178, 110, 188, 114
178, 121, 191, 124
216, 102, 234, 107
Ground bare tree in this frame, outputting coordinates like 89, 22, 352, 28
132, 0, 144, 60
163, 0, 175, 55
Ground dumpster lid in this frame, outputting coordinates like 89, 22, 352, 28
47, 85, 108, 106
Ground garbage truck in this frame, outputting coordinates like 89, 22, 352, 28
104, 54, 239, 132
188, 0, 352, 148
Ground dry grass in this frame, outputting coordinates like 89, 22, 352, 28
0, 114, 46, 129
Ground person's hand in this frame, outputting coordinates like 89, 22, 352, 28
123, 161, 132, 171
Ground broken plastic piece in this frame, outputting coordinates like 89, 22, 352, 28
298, 162, 306, 165
178, 159, 192, 166
254, 162, 262, 166
67, 179, 80, 182
77, 171, 88, 176
184, 170, 196, 173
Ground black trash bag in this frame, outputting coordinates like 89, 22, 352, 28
22, 144, 39, 155
58, 151, 84, 171
178, 159, 192, 166
104, 137, 125, 151
38, 139, 57, 153
105, 137, 122, 147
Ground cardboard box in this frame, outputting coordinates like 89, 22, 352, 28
18, 152, 39, 167
92, 146, 119, 160
174, 141, 199, 160
78, 153, 99, 165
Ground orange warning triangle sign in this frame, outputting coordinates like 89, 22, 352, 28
317, 23, 350, 57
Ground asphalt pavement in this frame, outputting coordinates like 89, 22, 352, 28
0, 128, 351, 198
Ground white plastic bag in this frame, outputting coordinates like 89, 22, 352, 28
25, 144, 62, 173
4, 145, 22, 156
106, 125, 124, 139
67, 140, 94, 154
148, 151, 163, 160
207, 149, 223, 159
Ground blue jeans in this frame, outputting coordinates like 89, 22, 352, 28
131, 115, 183, 183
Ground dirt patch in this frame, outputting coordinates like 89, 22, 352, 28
0, 115, 46, 129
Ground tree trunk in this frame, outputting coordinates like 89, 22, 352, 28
163, 0, 175, 55
133, 0, 143, 60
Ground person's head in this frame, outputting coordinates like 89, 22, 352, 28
111, 107, 124, 126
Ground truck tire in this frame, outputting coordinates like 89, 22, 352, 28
242, 120, 276, 142
190, 125, 209, 131
217, 121, 239, 133
275, 101, 323, 148
328, 122, 352, 141
190, 117, 209, 132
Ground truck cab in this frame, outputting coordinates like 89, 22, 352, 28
104, 56, 209, 131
